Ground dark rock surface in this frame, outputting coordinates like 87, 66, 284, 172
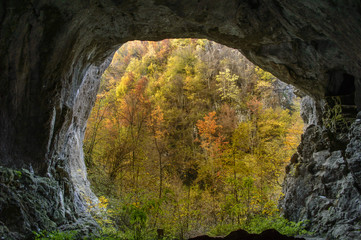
1, 0, 361, 238
189, 229, 305, 240
0, 166, 98, 239
280, 100, 361, 239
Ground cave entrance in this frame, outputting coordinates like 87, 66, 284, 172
2, 2, 361, 239
82, 39, 304, 239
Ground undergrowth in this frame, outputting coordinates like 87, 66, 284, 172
208, 215, 311, 237
33, 215, 311, 240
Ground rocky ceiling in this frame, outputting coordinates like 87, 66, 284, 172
1, 0, 361, 239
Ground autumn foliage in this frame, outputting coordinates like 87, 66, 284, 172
83, 39, 303, 239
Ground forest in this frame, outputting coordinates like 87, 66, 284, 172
81, 39, 305, 240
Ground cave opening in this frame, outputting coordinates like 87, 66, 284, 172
82, 39, 304, 239
2, 1, 361, 239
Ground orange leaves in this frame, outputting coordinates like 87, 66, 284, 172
148, 105, 167, 140
196, 111, 225, 159
247, 97, 263, 116
197, 111, 219, 137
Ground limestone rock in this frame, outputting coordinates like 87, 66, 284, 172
280, 119, 361, 240
300, 96, 324, 127
346, 119, 361, 189
0, 166, 97, 239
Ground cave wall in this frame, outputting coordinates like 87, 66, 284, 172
280, 97, 361, 239
1, 0, 361, 239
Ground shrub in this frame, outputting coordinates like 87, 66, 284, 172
33, 230, 78, 240
241, 215, 310, 236
208, 223, 240, 237
208, 215, 311, 237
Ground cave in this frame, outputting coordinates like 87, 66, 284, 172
1, 1, 361, 239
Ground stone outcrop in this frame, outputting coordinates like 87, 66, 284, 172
0, 167, 98, 239
1, 0, 361, 239
280, 99, 361, 240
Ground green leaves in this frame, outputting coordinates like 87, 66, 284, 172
33, 230, 78, 240
84, 39, 304, 239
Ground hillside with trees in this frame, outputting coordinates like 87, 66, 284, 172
83, 39, 304, 239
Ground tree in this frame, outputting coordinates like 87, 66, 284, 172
84, 39, 303, 238
83, 93, 110, 167
196, 111, 225, 161
216, 69, 241, 105
118, 76, 151, 190
148, 105, 168, 199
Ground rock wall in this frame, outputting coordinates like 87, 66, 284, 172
1, 0, 361, 238
0, 58, 111, 239
280, 98, 361, 240
0, 167, 98, 239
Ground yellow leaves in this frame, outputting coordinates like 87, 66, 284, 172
257, 108, 291, 141
232, 121, 252, 152
84, 38, 307, 234
84, 195, 109, 215
170, 38, 193, 48
184, 64, 193, 75
216, 68, 240, 104
255, 79, 272, 91
261, 200, 279, 216
196, 39, 206, 49
255, 67, 276, 82
98, 196, 109, 209
132, 201, 141, 208
115, 80, 128, 99
147, 62, 156, 75
284, 118, 304, 152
